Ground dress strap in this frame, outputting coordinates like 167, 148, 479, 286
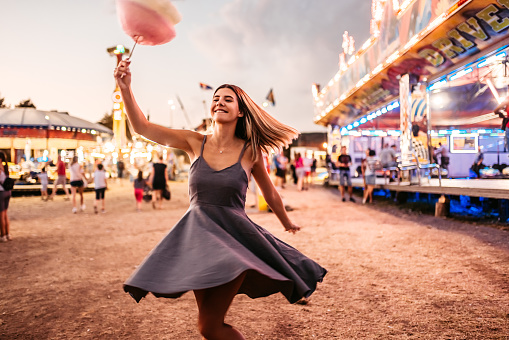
200, 135, 207, 157
237, 141, 249, 163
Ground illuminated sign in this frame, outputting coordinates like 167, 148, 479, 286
418, 0, 509, 67
450, 133, 479, 153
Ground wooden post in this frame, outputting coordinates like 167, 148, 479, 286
435, 194, 449, 217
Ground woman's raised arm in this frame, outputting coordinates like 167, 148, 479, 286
114, 60, 202, 159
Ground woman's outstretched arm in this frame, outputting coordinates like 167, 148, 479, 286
251, 149, 300, 234
114, 60, 202, 159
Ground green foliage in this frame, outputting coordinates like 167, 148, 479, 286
15, 99, 36, 108
97, 112, 113, 130
97, 112, 132, 140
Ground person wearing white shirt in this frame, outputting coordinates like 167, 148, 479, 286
93, 163, 108, 214
435, 142, 450, 172
37, 167, 49, 201
69, 156, 86, 213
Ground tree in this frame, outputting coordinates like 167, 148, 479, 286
16, 99, 36, 108
97, 112, 132, 140
97, 111, 113, 130
0, 97, 7, 108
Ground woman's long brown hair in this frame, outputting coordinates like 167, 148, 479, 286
214, 84, 299, 161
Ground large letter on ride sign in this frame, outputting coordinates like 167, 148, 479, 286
418, 49, 445, 67
476, 4, 509, 32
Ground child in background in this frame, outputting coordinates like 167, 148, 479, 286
133, 170, 147, 212
93, 163, 108, 214
38, 167, 49, 201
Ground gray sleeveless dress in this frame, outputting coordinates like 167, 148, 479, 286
124, 135, 327, 304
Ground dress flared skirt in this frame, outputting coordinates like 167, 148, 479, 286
124, 204, 327, 304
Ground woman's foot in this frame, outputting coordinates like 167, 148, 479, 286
6, 234, 11, 241
72, 207, 78, 214
94, 206, 98, 214
0, 236, 7, 242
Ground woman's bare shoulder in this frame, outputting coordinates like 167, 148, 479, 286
185, 131, 206, 159
243, 144, 261, 166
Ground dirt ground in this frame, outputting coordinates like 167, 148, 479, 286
1, 178, 508, 339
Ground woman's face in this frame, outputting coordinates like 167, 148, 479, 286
211, 88, 242, 124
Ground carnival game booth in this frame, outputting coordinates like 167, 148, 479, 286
314, 0, 509, 180
0, 108, 113, 182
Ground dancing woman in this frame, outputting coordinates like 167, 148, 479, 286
114, 60, 326, 340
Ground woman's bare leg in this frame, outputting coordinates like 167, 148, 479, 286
152, 190, 163, 209
79, 187, 84, 206
193, 272, 247, 340
0, 211, 6, 237
71, 187, 77, 209
152, 190, 159, 209
63, 183, 70, 199
3, 211, 9, 237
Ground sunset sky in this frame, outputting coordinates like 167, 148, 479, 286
1, 0, 371, 132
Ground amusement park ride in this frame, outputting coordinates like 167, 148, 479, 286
107, 45, 129, 150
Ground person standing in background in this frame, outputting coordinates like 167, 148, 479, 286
133, 170, 147, 212
435, 142, 450, 174
69, 156, 86, 214
274, 153, 287, 189
93, 163, 108, 214
336, 146, 355, 202
379, 143, 398, 182
310, 157, 317, 187
471, 146, 484, 179
494, 96, 509, 152
0, 152, 12, 242
302, 155, 313, 190
49, 155, 70, 201
38, 166, 49, 201
148, 154, 168, 210
294, 153, 304, 191
117, 160, 125, 180
363, 149, 379, 204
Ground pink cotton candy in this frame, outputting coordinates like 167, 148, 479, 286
116, 0, 178, 46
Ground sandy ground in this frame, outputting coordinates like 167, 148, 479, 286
1, 178, 508, 339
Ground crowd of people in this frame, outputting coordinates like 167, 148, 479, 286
0, 151, 177, 242
271, 152, 317, 192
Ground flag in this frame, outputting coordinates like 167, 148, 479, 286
266, 88, 275, 106
199, 82, 213, 90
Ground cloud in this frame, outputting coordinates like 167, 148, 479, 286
190, 0, 371, 74
186, 0, 372, 131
